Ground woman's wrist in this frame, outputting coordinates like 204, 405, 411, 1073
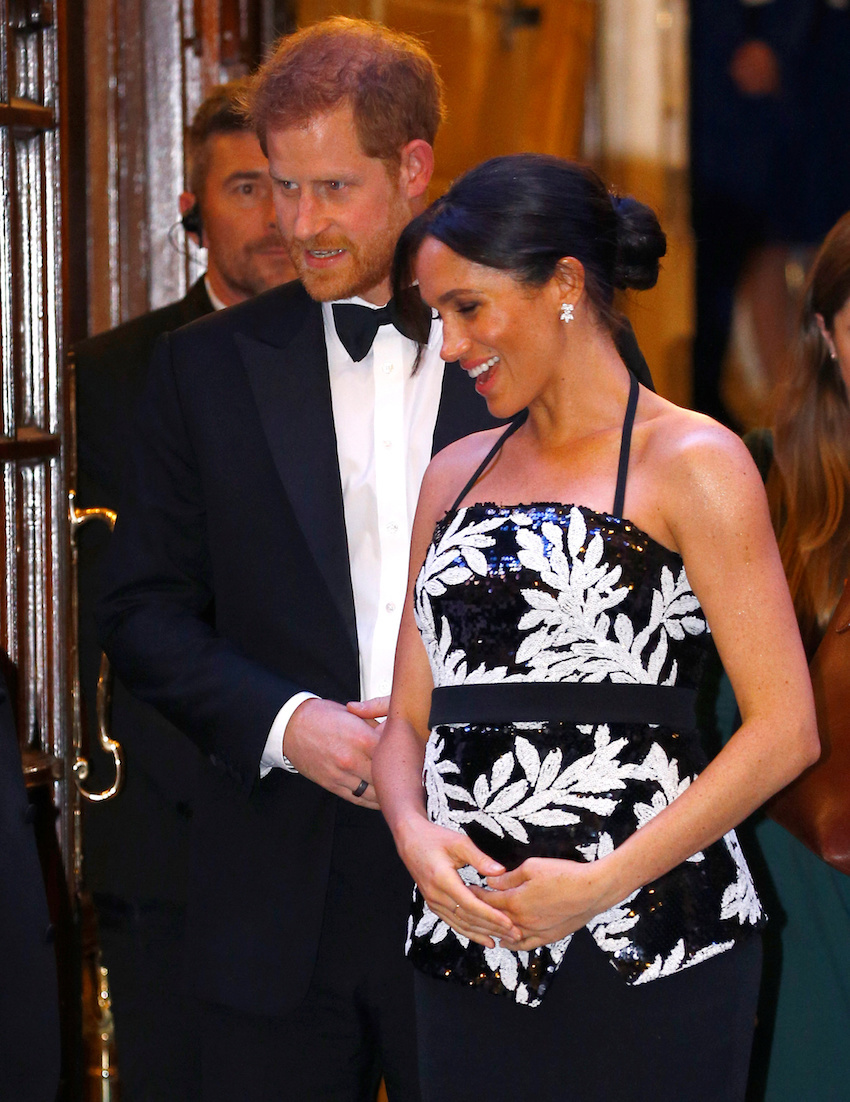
390, 807, 431, 859
590, 850, 638, 914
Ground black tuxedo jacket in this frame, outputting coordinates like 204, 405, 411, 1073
75, 277, 214, 504
97, 281, 651, 1015
73, 278, 213, 903
97, 281, 499, 1014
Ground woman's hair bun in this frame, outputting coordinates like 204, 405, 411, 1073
611, 194, 667, 291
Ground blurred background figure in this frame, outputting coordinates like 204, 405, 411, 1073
763, 211, 850, 657
70, 78, 295, 1102
689, 0, 850, 429
0, 657, 61, 1102
177, 80, 298, 309
717, 210, 850, 1102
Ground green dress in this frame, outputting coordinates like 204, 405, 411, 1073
714, 430, 850, 1102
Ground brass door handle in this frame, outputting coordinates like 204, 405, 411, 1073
69, 491, 124, 802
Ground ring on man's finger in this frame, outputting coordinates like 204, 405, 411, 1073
352, 779, 368, 798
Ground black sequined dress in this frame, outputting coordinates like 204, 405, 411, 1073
407, 375, 765, 1007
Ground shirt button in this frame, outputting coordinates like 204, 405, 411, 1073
382, 439, 392, 448
386, 602, 396, 613
383, 363, 394, 374
386, 522, 398, 533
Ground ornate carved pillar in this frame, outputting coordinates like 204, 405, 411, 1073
1, 0, 73, 867
1, 2, 79, 1090
82, 0, 288, 338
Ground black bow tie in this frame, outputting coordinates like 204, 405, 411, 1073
332, 296, 430, 362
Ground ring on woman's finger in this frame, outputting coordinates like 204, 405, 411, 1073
454, 902, 460, 914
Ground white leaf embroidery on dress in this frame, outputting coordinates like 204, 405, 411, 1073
720, 830, 763, 925
511, 512, 709, 687
580, 833, 641, 953
410, 504, 762, 1000
428, 729, 636, 844
632, 938, 734, 985
631, 743, 705, 863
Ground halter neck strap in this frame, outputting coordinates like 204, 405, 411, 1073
447, 372, 639, 518
612, 371, 640, 518
448, 416, 525, 514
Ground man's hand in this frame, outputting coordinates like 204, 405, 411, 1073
346, 695, 390, 722
283, 697, 382, 808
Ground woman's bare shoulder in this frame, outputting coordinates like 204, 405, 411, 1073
421, 425, 511, 503
411, 426, 509, 554
640, 398, 768, 539
431, 424, 509, 470
642, 399, 756, 482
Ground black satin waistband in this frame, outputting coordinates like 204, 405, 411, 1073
429, 683, 697, 729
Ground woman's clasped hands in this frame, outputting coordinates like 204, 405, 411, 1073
397, 814, 619, 951
395, 815, 518, 947
472, 855, 622, 951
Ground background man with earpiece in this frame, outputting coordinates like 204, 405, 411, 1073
177, 81, 297, 309
71, 79, 296, 1102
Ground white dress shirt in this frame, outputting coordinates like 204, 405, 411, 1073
261, 296, 446, 772
203, 275, 227, 312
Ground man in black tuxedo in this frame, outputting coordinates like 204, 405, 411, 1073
73, 79, 296, 1101
0, 658, 60, 1102
76, 78, 296, 514
98, 18, 651, 1101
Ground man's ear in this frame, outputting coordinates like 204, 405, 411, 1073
398, 139, 435, 201
179, 191, 203, 245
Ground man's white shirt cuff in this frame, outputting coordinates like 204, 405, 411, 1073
260, 692, 318, 777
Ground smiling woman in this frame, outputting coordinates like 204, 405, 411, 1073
375, 153, 819, 1102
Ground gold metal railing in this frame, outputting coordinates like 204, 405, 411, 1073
68, 491, 124, 806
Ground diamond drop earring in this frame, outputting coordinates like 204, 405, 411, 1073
560, 303, 575, 324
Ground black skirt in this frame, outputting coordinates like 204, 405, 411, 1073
414, 926, 761, 1102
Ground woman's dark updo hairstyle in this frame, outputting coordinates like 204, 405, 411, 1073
393, 153, 666, 343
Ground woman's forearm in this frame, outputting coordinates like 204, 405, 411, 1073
599, 705, 818, 909
373, 716, 429, 840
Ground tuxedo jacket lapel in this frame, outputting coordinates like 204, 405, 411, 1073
239, 323, 499, 671
237, 313, 358, 663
